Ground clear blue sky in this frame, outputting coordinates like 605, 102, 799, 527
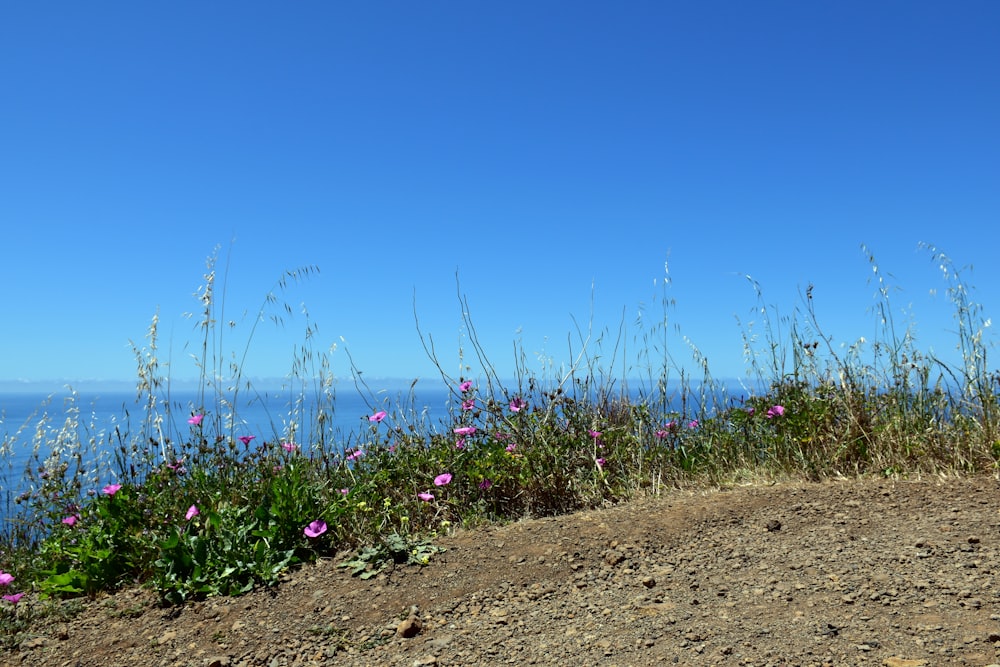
2, 1, 997, 390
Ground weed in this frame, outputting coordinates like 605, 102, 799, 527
0, 244, 996, 641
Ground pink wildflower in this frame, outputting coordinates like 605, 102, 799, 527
459, 380, 473, 392
304, 520, 328, 538
369, 410, 387, 423
102, 483, 122, 496
453, 426, 476, 436
187, 414, 204, 426
418, 492, 434, 502
434, 473, 452, 486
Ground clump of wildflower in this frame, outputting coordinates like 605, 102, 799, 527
766, 405, 786, 419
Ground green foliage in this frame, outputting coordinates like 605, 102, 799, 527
2, 245, 998, 633
338, 533, 445, 580
153, 504, 297, 605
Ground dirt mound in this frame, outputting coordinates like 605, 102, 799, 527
6, 475, 1000, 666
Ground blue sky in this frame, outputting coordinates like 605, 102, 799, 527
2, 1, 997, 390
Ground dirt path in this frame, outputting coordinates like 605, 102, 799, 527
6, 475, 1000, 666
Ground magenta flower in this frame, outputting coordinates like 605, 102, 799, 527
596, 457, 607, 468
655, 429, 668, 439
102, 483, 122, 496
461, 398, 476, 411
185, 505, 199, 521
339, 488, 349, 495
509, 397, 527, 413
187, 414, 204, 426
434, 473, 452, 486
417, 492, 434, 502
304, 520, 328, 538
478, 479, 493, 490
455, 438, 466, 450
453, 426, 476, 436
369, 410, 387, 423
687, 420, 699, 429
281, 442, 298, 453
747, 407, 756, 416
588, 429, 602, 439
0, 572, 13, 586
62, 515, 79, 526
766, 405, 786, 419
346, 449, 364, 462
2, 593, 24, 604
459, 380, 473, 392
238, 435, 255, 446
505, 442, 517, 452
665, 420, 676, 429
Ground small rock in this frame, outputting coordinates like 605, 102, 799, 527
766, 519, 782, 532
397, 614, 422, 638
425, 635, 454, 649
206, 657, 231, 667
641, 576, 656, 588
882, 658, 928, 667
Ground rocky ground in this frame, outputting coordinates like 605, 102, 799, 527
5, 474, 1000, 667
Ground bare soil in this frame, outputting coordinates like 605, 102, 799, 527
6, 475, 1000, 667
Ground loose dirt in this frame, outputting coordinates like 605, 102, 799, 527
6, 475, 1000, 666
